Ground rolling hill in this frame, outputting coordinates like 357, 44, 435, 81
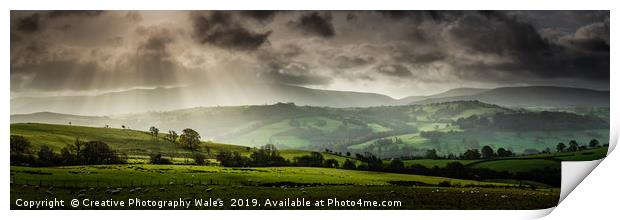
412, 86, 609, 107
397, 87, 489, 104
9, 123, 355, 165
11, 100, 609, 157
11, 83, 396, 115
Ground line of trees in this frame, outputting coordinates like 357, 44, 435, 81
215, 144, 339, 168
344, 156, 558, 187
556, 139, 603, 153
453, 112, 607, 131
10, 135, 126, 166
415, 146, 514, 160
213, 145, 559, 187
406, 138, 605, 161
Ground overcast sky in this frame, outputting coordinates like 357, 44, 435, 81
10, 11, 609, 98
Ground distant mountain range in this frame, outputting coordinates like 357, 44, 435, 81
409, 86, 609, 108
397, 88, 490, 104
10, 83, 609, 115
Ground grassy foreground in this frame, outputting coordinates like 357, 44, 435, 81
10, 164, 558, 210
11, 165, 510, 187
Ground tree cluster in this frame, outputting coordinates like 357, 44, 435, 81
10, 135, 126, 166
556, 139, 602, 152
453, 112, 607, 131
215, 144, 339, 168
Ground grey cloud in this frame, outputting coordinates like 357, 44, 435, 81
378, 10, 462, 23
442, 11, 608, 82
345, 13, 356, 21
11, 59, 99, 91
239, 10, 278, 21
11, 26, 185, 92
566, 21, 610, 52
255, 44, 331, 86
445, 12, 551, 55
375, 64, 412, 77
9, 11, 610, 96
130, 29, 179, 86
191, 12, 272, 51
48, 10, 104, 18
261, 61, 331, 85
392, 47, 444, 64
334, 54, 374, 69
291, 12, 335, 38
16, 13, 40, 33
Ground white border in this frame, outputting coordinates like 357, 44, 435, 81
2, 0, 617, 219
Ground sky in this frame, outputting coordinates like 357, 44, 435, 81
10, 11, 610, 98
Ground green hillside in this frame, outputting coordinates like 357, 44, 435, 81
10, 123, 247, 154
11, 101, 609, 158
10, 123, 355, 165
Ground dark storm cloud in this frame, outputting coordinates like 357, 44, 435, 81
565, 21, 610, 52
378, 10, 461, 23
239, 10, 278, 21
190, 12, 272, 51
16, 13, 40, 33
48, 10, 104, 18
11, 59, 100, 91
291, 12, 335, 38
345, 13, 356, 21
443, 11, 608, 82
10, 23, 186, 92
14, 11, 105, 34
445, 12, 552, 55
9, 11, 610, 97
568, 38, 609, 52
379, 11, 411, 20
255, 44, 331, 86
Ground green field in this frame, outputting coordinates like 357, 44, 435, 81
402, 159, 481, 168
10, 123, 563, 210
10, 165, 512, 187
467, 160, 559, 173
10, 184, 559, 210
399, 147, 607, 174
400, 158, 559, 174
351, 129, 609, 157
10, 123, 247, 154
10, 164, 559, 210
518, 147, 608, 161
10, 123, 356, 165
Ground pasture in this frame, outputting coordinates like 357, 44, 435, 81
350, 129, 609, 157
10, 165, 510, 187
10, 164, 559, 210
10, 123, 356, 165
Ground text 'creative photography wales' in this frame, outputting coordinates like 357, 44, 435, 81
9, 10, 609, 210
